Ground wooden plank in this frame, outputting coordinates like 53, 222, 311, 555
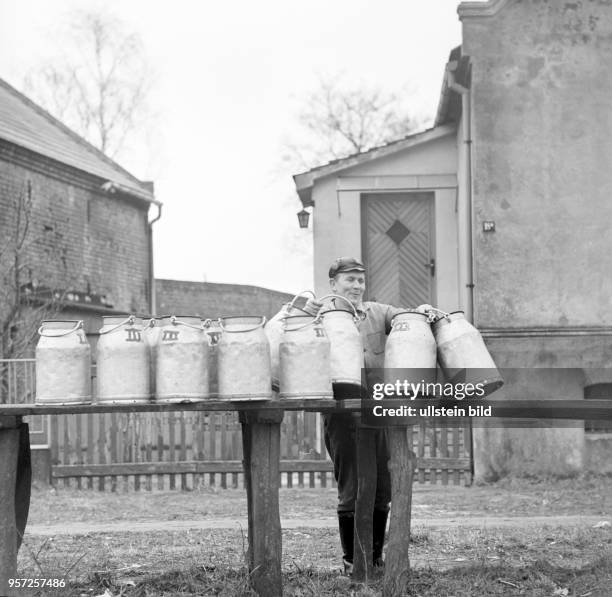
75, 413, 83, 489
383, 428, 415, 597
209, 413, 217, 486
452, 425, 460, 485
5, 397, 612, 417
429, 424, 438, 485
464, 421, 473, 486
168, 412, 176, 490
52, 459, 337, 477
87, 413, 94, 490
110, 412, 118, 492
220, 413, 227, 489
62, 415, 70, 489
156, 414, 164, 490
440, 425, 448, 486
145, 414, 153, 491
353, 427, 376, 582
97, 413, 106, 491
0, 425, 19, 596
417, 422, 425, 484
180, 413, 187, 490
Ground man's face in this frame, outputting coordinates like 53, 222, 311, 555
330, 271, 366, 306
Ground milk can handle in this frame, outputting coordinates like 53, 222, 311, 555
38, 320, 83, 337
170, 316, 205, 330
282, 314, 323, 332
424, 307, 451, 323
218, 316, 267, 333
99, 315, 135, 334
288, 290, 317, 309
317, 294, 359, 320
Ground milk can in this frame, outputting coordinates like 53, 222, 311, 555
36, 320, 91, 404
279, 314, 333, 400
384, 311, 437, 389
205, 318, 222, 396
432, 310, 504, 396
319, 295, 363, 390
96, 315, 150, 403
217, 316, 272, 400
144, 317, 161, 398
265, 291, 318, 391
156, 315, 209, 402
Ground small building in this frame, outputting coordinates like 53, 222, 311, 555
294, 0, 612, 480
156, 279, 292, 321
0, 77, 160, 458
0, 77, 160, 343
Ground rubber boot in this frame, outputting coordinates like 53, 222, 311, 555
338, 511, 354, 575
372, 508, 388, 568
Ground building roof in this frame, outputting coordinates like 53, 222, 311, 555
0, 77, 157, 203
293, 124, 457, 207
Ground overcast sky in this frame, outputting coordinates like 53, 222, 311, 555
0, 0, 466, 293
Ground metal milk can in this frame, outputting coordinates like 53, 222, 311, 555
36, 320, 91, 404
279, 314, 333, 400
155, 315, 209, 402
144, 317, 161, 397
384, 311, 437, 388
319, 295, 363, 389
96, 315, 150, 404
432, 310, 504, 396
265, 291, 318, 391
205, 318, 222, 396
217, 315, 272, 400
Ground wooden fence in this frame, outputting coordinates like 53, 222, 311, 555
2, 359, 472, 490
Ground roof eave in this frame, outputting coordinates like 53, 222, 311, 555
292, 124, 456, 205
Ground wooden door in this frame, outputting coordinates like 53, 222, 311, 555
361, 192, 435, 306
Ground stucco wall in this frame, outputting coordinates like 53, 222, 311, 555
461, 0, 612, 479
463, 0, 612, 327
311, 132, 460, 309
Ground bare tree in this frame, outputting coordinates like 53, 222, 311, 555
283, 75, 424, 172
23, 9, 153, 161
0, 181, 63, 362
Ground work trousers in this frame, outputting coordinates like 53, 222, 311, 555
323, 413, 391, 513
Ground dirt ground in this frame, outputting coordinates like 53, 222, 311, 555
27, 473, 612, 529
16, 475, 612, 596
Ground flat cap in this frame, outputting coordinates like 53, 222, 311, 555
328, 256, 366, 278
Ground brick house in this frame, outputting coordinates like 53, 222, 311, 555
0, 77, 160, 344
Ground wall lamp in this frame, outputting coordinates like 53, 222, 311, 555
297, 208, 310, 229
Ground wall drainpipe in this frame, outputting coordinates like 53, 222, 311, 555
148, 202, 162, 316
447, 65, 475, 323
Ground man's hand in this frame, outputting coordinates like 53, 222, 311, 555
304, 298, 323, 316
415, 303, 434, 314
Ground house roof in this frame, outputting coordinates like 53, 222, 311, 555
0, 77, 157, 203
293, 123, 457, 207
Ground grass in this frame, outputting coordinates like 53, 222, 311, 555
15, 474, 612, 596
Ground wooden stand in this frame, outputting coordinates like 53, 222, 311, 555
352, 426, 376, 582
0, 417, 20, 597
240, 410, 283, 597
383, 427, 416, 597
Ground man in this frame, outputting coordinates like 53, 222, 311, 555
309, 256, 430, 574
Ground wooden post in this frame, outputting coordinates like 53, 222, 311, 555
383, 427, 416, 597
15, 423, 31, 550
352, 426, 376, 582
240, 410, 283, 597
0, 416, 20, 597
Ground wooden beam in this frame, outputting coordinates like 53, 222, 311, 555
241, 410, 283, 597
353, 427, 376, 582
383, 428, 416, 597
0, 423, 19, 596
